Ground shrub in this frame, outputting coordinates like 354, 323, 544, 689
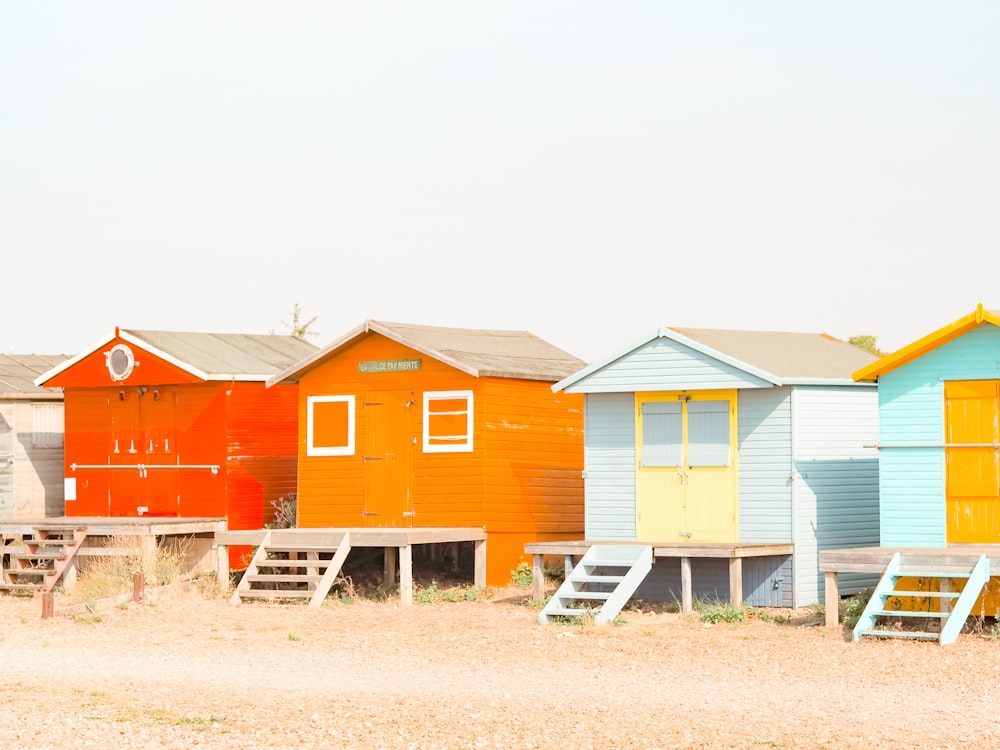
510, 562, 533, 589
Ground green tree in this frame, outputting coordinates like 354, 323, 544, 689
281, 303, 320, 341
848, 335, 885, 357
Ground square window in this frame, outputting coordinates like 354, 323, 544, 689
31, 403, 64, 449
307, 395, 355, 456
423, 390, 473, 453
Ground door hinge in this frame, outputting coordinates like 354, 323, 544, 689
362, 456, 382, 461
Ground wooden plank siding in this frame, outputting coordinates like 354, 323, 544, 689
49, 333, 307, 544
292, 332, 585, 584
0, 400, 65, 520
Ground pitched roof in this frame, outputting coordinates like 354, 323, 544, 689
267, 320, 587, 386
0, 354, 71, 398
853, 302, 1000, 381
554, 325, 878, 392
35, 329, 319, 386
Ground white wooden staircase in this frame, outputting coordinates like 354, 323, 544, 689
230, 531, 352, 608
538, 544, 652, 625
853, 552, 990, 646
0, 527, 88, 595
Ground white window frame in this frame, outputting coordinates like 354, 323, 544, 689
423, 390, 474, 453
306, 395, 355, 457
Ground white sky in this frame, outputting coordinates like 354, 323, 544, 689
3, 2, 998, 364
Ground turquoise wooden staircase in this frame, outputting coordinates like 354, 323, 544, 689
853, 553, 990, 645
538, 544, 652, 625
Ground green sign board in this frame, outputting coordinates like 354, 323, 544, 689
358, 358, 422, 374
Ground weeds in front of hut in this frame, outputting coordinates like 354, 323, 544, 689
840, 587, 874, 629
694, 600, 749, 624
63, 534, 189, 607
509, 562, 533, 589
414, 581, 483, 604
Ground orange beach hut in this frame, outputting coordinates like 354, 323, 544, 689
35, 328, 318, 528
266, 320, 586, 586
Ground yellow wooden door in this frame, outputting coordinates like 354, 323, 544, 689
362, 391, 415, 528
636, 392, 737, 542
945, 380, 1000, 543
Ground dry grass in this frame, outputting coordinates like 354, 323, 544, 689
61, 534, 189, 605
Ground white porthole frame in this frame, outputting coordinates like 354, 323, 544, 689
106, 344, 135, 381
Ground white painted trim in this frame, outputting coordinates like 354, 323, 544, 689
422, 390, 474, 453
307, 395, 355, 457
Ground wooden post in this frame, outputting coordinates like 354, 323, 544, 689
216, 544, 230, 591
531, 553, 545, 601
41, 591, 54, 619
62, 557, 78, 593
680, 556, 692, 614
473, 538, 486, 589
399, 545, 413, 605
133, 572, 144, 602
824, 572, 840, 629
384, 546, 397, 587
728, 556, 743, 605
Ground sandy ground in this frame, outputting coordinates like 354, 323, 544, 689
2, 581, 1000, 750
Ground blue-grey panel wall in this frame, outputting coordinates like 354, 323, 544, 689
583, 392, 636, 540
564, 338, 774, 394
737, 387, 793, 544
634, 556, 791, 607
791, 386, 880, 604
875, 327, 1000, 545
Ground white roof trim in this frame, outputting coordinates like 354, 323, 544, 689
552, 327, 782, 392
33, 330, 120, 386
266, 319, 481, 387
33, 329, 218, 386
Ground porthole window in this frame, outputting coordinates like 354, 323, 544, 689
106, 344, 135, 381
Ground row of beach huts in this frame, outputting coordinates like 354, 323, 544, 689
4, 305, 1000, 642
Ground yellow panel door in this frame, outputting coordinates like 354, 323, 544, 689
362, 391, 415, 528
684, 396, 738, 542
945, 380, 1000, 543
636, 400, 686, 540
636, 393, 737, 542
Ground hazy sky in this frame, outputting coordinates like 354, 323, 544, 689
3, 2, 998, 364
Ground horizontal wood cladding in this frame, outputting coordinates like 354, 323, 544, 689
293, 334, 583, 537
62, 380, 300, 529
480, 380, 583, 533
224, 383, 300, 529
45, 338, 202, 389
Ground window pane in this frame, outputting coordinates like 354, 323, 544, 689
308, 396, 355, 456
423, 391, 473, 453
313, 400, 349, 449
687, 400, 730, 467
641, 401, 681, 467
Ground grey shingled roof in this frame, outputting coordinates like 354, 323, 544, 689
122, 330, 320, 379
269, 320, 587, 385
0, 354, 71, 397
668, 327, 879, 380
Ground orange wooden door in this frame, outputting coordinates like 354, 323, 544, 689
945, 380, 1000, 543
109, 387, 180, 517
361, 391, 414, 527
143, 388, 179, 516
110, 389, 141, 516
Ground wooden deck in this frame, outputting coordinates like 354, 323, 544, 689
819, 545, 1000, 629
215, 527, 487, 606
524, 540, 794, 613
0, 517, 227, 591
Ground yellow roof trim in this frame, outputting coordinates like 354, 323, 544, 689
853, 303, 1000, 381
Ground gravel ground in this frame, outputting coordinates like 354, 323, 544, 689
1, 582, 1000, 750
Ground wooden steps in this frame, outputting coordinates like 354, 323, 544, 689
538, 544, 652, 625
230, 531, 352, 608
0, 527, 88, 595
853, 552, 989, 646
